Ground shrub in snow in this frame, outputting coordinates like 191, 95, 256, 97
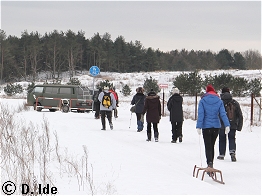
230, 77, 249, 97
203, 73, 233, 91
4, 83, 23, 96
143, 76, 160, 94
247, 78, 261, 97
173, 71, 203, 95
96, 79, 113, 89
67, 78, 81, 85
172, 71, 261, 96
26, 82, 35, 94
122, 84, 132, 96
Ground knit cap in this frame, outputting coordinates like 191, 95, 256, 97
222, 87, 230, 93
172, 87, 180, 94
206, 84, 215, 92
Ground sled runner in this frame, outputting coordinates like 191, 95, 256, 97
193, 165, 225, 184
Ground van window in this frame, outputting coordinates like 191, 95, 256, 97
76, 87, 91, 95
60, 88, 71, 94
77, 88, 83, 95
34, 87, 44, 93
45, 87, 59, 94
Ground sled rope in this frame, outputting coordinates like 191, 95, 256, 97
198, 135, 203, 167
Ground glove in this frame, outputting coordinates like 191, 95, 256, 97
196, 128, 202, 135
225, 127, 230, 134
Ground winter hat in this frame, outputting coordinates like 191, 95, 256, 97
172, 87, 180, 94
98, 88, 102, 92
104, 86, 109, 90
222, 87, 230, 93
206, 84, 215, 92
148, 89, 156, 96
136, 87, 144, 93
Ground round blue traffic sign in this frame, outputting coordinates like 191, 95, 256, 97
89, 66, 100, 76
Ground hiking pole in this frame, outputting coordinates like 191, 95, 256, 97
129, 112, 132, 128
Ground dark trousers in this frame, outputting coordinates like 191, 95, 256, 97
136, 113, 142, 121
100, 110, 112, 129
171, 121, 183, 141
147, 122, 159, 140
219, 128, 236, 155
113, 108, 118, 118
94, 102, 100, 118
202, 128, 219, 166
136, 113, 143, 131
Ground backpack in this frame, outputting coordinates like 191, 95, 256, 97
225, 100, 236, 122
109, 90, 118, 101
102, 92, 112, 108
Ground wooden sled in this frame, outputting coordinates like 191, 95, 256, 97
193, 165, 225, 184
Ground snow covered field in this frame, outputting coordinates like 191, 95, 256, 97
0, 70, 261, 195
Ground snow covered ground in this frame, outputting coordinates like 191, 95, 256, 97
0, 70, 261, 195
0, 97, 261, 195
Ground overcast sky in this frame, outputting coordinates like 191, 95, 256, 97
1, 0, 261, 53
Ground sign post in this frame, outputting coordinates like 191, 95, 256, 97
89, 66, 100, 112
159, 84, 168, 116
89, 65, 100, 92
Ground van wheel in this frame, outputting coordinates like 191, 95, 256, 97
37, 108, 42, 112
34, 103, 42, 112
62, 105, 70, 113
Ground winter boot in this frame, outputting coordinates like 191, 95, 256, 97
217, 155, 225, 160
207, 162, 214, 177
147, 131, 151, 142
155, 138, 159, 142
179, 136, 182, 143
101, 123, 106, 130
230, 153, 237, 162
109, 122, 113, 130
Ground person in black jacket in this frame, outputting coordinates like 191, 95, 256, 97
218, 87, 243, 162
131, 87, 146, 132
94, 88, 102, 119
167, 87, 184, 143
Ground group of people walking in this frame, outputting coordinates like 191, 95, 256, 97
131, 84, 243, 170
94, 83, 243, 170
131, 87, 184, 143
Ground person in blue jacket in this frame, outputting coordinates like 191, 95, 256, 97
196, 84, 230, 169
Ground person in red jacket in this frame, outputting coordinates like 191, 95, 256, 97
109, 87, 119, 118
